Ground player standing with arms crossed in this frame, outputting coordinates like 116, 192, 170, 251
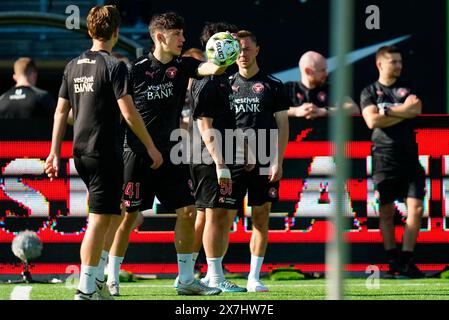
361, 46, 425, 279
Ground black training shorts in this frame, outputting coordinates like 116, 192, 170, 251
190, 164, 247, 210
245, 167, 280, 206
372, 151, 426, 205
74, 155, 123, 215
122, 150, 195, 212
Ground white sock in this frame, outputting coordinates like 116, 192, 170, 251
192, 252, 199, 264
107, 255, 124, 285
178, 254, 194, 284
78, 265, 98, 294
248, 255, 264, 282
207, 257, 224, 287
96, 250, 109, 282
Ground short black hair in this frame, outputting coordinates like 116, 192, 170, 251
376, 45, 402, 61
237, 30, 258, 45
200, 21, 239, 47
149, 12, 185, 41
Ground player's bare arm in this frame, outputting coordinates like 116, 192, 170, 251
196, 116, 230, 185
387, 95, 422, 119
271, 110, 289, 182
45, 97, 71, 180
362, 104, 404, 129
328, 96, 360, 116
196, 61, 227, 76
287, 103, 315, 118
117, 94, 163, 169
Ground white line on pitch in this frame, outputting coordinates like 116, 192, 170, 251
10, 286, 32, 300
114, 283, 449, 288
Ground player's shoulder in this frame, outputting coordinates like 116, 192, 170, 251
175, 55, 197, 64
190, 77, 211, 95
129, 55, 150, 68
263, 72, 283, 85
228, 71, 239, 83
28, 85, 50, 96
64, 55, 82, 72
361, 81, 378, 94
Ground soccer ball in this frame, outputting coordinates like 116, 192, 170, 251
206, 32, 240, 67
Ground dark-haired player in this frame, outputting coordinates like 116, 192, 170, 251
45, 5, 162, 300
109, 12, 225, 296
189, 21, 247, 293
361, 45, 425, 279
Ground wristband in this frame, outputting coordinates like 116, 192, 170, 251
217, 168, 231, 180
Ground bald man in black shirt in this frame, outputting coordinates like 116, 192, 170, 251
285, 51, 359, 119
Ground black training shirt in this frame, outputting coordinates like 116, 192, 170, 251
125, 52, 201, 155
190, 74, 236, 165
284, 81, 329, 109
360, 80, 418, 156
59, 50, 128, 158
229, 71, 290, 166
0, 86, 55, 119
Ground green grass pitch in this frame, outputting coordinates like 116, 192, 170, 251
1, 278, 449, 300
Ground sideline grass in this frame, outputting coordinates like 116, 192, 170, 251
1, 278, 449, 300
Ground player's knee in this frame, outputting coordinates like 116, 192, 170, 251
120, 212, 139, 231
251, 213, 269, 230
177, 206, 196, 222
379, 206, 395, 220
408, 204, 424, 217
207, 212, 228, 228
251, 206, 270, 228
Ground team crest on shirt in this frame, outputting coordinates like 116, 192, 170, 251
318, 91, 327, 103
232, 85, 240, 92
218, 196, 226, 203
296, 93, 304, 101
166, 67, 178, 79
268, 187, 278, 198
252, 83, 264, 93
395, 88, 409, 98
187, 179, 194, 190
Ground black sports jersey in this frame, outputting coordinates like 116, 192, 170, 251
189, 74, 236, 165
284, 81, 329, 109
230, 71, 290, 129
125, 52, 201, 155
0, 85, 55, 119
229, 71, 290, 166
59, 50, 128, 158
360, 80, 418, 155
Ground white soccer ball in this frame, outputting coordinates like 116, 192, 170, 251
206, 32, 240, 67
